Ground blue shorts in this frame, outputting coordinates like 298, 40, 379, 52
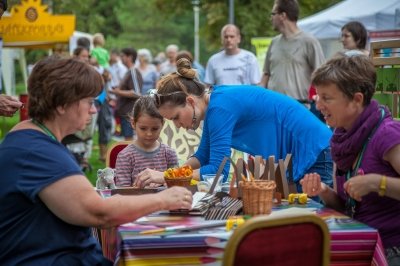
120, 116, 134, 138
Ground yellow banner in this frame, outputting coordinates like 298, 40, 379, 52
0, 0, 75, 47
251, 37, 272, 71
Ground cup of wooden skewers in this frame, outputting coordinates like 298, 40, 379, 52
164, 165, 193, 187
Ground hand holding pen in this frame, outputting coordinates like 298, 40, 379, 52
0, 95, 23, 117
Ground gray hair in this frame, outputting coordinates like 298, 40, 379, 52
166, 44, 179, 53
138, 48, 153, 63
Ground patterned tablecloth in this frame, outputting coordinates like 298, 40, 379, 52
99, 193, 387, 266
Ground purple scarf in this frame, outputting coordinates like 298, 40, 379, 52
331, 100, 389, 172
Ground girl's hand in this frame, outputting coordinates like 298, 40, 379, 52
134, 168, 165, 188
343, 174, 379, 202
300, 173, 326, 196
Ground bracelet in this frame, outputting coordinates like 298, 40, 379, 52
378, 175, 387, 197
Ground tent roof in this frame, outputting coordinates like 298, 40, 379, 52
298, 0, 400, 39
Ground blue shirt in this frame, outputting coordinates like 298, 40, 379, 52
0, 130, 108, 265
194, 85, 332, 182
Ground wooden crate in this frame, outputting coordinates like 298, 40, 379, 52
370, 39, 400, 118
370, 39, 400, 66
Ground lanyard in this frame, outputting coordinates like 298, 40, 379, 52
345, 107, 385, 217
31, 119, 57, 141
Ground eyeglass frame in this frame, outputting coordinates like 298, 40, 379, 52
149, 90, 187, 107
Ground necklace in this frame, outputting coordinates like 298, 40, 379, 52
31, 119, 57, 141
344, 107, 385, 218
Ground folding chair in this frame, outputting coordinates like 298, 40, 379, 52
105, 141, 130, 168
223, 213, 330, 266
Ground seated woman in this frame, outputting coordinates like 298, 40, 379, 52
301, 54, 400, 265
135, 58, 333, 192
0, 56, 192, 265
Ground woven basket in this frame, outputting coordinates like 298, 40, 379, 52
239, 180, 276, 215
165, 176, 192, 187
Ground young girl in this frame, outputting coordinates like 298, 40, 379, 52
115, 96, 178, 187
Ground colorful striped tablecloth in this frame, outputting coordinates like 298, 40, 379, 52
100, 199, 388, 266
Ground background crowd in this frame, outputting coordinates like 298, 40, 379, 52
0, 0, 399, 265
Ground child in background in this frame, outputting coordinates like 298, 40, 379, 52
115, 96, 178, 187
91, 33, 110, 68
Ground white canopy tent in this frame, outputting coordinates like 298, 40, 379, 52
298, 0, 400, 57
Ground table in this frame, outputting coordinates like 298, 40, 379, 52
99, 195, 387, 266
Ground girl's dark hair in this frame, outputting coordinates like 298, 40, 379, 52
28, 56, 103, 121
341, 21, 368, 50
131, 96, 163, 123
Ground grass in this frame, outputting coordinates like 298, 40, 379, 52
0, 109, 108, 186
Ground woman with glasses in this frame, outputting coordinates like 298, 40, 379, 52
135, 58, 333, 192
301, 54, 400, 265
0, 56, 192, 265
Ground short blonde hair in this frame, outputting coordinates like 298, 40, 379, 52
93, 33, 105, 47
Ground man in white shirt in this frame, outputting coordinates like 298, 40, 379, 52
205, 24, 261, 85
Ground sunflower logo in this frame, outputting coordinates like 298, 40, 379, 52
25, 7, 38, 22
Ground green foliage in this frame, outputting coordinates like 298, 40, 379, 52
7, 0, 340, 63
50, 0, 122, 37
154, 0, 340, 55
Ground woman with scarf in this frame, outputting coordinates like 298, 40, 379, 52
301, 54, 400, 265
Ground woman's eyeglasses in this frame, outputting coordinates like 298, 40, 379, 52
149, 89, 186, 107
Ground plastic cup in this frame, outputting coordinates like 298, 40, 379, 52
202, 174, 223, 193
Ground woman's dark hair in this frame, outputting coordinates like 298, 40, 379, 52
312, 54, 376, 106
155, 58, 206, 107
131, 96, 164, 123
28, 56, 103, 121
341, 21, 368, 49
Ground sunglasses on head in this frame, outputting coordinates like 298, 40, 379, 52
149, 89, 187, 107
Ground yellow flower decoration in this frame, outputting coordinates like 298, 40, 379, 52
164, 165, 193, 179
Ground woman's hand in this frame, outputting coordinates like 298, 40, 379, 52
157, 186, 193, 210
343, 174, 380, 202
134, 168, 165, 188
300, 173, 327, 196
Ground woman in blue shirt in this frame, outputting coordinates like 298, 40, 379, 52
135, 58, 333, 190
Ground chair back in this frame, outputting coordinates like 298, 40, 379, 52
223, 213, 330, 266
106, 141, 130, 168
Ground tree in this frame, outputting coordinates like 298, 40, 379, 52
155, 0, 341, 55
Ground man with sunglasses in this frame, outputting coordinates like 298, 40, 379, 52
260, 0, 325, 104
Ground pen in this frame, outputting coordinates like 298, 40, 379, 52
139, 221, 227, 235
140, 225, 187, 235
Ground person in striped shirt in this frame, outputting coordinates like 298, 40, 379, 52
115, 96, 178, 187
